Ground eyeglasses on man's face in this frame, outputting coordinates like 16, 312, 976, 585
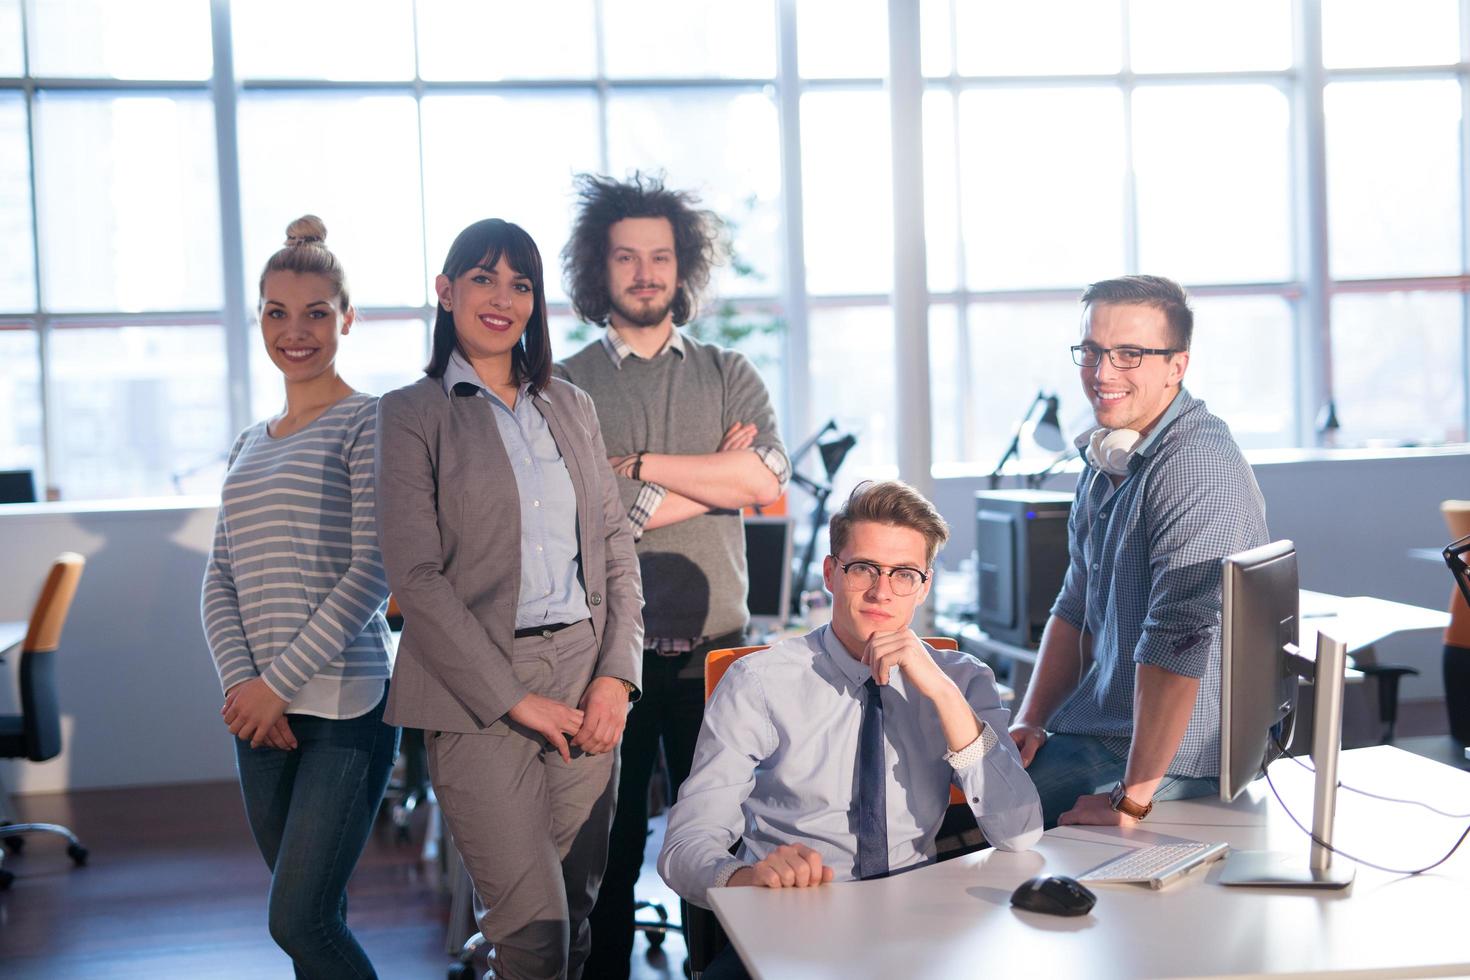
831, 558, 929, 596
1070, 343, 1179, 370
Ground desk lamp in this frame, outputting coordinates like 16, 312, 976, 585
788, 420, 857, 614
988, 391, 1065, 490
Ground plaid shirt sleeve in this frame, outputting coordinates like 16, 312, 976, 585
1134, 444, 1269, 677
753, 444, 791, 489
627, 481, 668, 540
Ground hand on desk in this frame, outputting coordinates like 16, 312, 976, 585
572, 676, 630, 756
1057, 792, 1138, 828
728, 844, 835, 890
1008, 724, 1049, 767
223, 678, 295, 750
508, 692, 584, 764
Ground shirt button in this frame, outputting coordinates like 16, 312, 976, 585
1093, 563, 1100, 571
590, 592, 603, 606
537, 545, 543, 552
524, 457, 530, 464
533, 500, 540, 507
1100, 511, 1108, 519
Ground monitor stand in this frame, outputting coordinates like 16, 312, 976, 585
1219, 631, 1356, 889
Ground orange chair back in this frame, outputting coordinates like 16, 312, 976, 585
704, 645, 770, 701
23, 553, 85, 654
1445, 502, 1470, 647
704, 636, 968, 805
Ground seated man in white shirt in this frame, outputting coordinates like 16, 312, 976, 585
658, 480, 1042, 978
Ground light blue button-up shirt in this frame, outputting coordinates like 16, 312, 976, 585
442, 351, 590, 629
658, 626, 1043, 908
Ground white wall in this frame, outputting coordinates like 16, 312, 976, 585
1, 448, 1465, 793
0, 498, 235, 794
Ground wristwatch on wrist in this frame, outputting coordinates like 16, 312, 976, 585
1108, 780, 1153, 820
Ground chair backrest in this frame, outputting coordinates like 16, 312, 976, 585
23, 552, 85, 654
705, 635, 962, 700
704, 645, 769, 702
1444, 502, 1470, 647
17, 553, 84, 763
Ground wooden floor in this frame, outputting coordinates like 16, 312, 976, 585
0, 780, 688, 979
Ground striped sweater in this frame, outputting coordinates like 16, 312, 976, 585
202, 392, 392, 719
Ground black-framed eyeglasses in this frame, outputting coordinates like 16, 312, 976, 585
831, 558, 929, 596
1070, 343, 1180, 370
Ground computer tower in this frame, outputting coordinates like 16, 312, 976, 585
975, 490, 1073, 648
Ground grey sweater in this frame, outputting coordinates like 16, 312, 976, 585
556, 333, 786, 643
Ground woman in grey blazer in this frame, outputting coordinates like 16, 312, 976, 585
375, 218, 643, 980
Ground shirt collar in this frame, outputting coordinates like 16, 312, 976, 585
816, 623, 905, 696
441, 349, 530, 408
600, 324, 686, 369
1072, 385, 1195, 458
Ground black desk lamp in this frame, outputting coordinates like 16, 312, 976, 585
987, 391, 1065, 489
788, 419, 857, 613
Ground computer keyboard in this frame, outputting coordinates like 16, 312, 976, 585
1078, 839, 1229, 889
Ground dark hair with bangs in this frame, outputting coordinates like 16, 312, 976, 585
426, 218, 552, 393
561, 171, 723, 327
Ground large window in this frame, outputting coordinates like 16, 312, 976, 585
2, 0, 1468, 501
920, 0, 1470, 472
3, 0, 789, 500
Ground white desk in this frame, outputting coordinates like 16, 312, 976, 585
0, 619, 25, 660
709, 746, 1470, 979
1298, 589, 1449, 656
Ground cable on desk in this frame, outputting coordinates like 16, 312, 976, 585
1260, 733, 1470, 875
1271, 733, 1470, 819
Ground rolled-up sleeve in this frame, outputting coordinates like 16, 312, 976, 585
658, 658, 776, 908
1133, 445, 1268, 678
949, 663, 1043, 851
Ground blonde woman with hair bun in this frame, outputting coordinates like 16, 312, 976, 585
202, 215, 399, 978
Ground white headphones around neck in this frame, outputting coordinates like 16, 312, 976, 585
1085, 427, 1141, 477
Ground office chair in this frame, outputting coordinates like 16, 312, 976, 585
0, 552, 88, 890
684, 636, 969, 978
1352, 661, 1419, 744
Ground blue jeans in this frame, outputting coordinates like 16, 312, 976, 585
235, 693, 400, 979
1026, 733, 1218, 829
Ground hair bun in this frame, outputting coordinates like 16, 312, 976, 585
284, 214, 328, 248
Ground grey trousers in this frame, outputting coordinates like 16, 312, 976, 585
427, 620, 619, 980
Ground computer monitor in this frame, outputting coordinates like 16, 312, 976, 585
0, 469, 37, 504
1218, 539, 1353, 889
974, 490, 1072, 648
744, 515, 795, 639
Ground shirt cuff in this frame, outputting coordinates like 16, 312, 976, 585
752, 444, 791, 488
627, 482, 668, 540
713, 859, 750, 890
945, 722, 1000, 771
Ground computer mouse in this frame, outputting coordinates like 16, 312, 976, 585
1009, 875, 1097, 917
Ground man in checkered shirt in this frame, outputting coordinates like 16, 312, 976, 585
555, 172, 789, 980
1008, 275, 1269, 829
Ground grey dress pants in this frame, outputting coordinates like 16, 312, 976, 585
427, 620, 619, 980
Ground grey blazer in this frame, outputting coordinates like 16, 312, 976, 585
375, 375, 644, 733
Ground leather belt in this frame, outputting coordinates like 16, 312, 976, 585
514, 621, 581, 640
